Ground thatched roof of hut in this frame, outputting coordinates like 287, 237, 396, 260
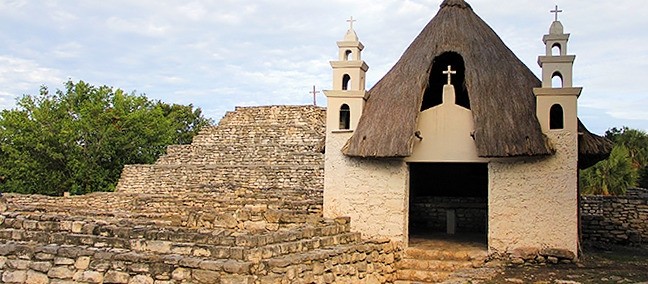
343, 0, 611, 165
578, 121, 613, 169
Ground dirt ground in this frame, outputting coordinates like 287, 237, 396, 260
483, 245, 648, 284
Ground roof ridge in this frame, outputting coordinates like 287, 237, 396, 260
440, 0, 471, 9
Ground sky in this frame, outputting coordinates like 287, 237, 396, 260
0, 0, 646, 135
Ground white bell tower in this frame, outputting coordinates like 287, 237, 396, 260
323, 16, 369, 133
534, 5, 582, 134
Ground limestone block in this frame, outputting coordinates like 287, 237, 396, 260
221, 275, 255, 284
130, 263, 150, 273
192, 269, 220, 283
48, 266, 75, 279
2, 270, 27, 283
6, 259, 30, 270
104, 270, 130, 284
29, 261, 52, 273
129, 274, 154, 284
25, 270, 49, 284
171, 267, 191, 281
75, 256, 91, 270
54, 257, 75, 265
75, 270, 104, 283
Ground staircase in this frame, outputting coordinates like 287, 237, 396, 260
115, 105, 326, 195
395, 237, 488, 283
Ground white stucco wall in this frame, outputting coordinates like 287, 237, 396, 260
407, 85, 486, 163
488, 131, 578, 256
323, 132, 409, 244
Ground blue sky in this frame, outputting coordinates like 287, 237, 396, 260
0, 0, 646, 134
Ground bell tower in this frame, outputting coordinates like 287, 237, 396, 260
534, 5, 582, 134
323, 16, 369, 133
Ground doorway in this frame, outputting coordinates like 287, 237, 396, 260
408, 163, 488, 243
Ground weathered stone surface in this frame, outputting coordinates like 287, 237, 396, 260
510, 247, 539, 260
192, 269, 220, 283
75, 256, 91, 269
25, 270, 49, 284
171, 268, 191, 281
3, 270, 27, 283
129, 274, 154, 284
76, 270, 104, 283
54, 257, 75, 265
30, 261, 53, 272
540, 248, 575, 260
104, 270, 130, 284
6, 259, 30, 269
221, 274, 255, 284
48, 266, 75, 279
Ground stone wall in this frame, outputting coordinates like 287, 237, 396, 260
409, 196, 487, 234
115, 105, 326, 195
0, 228, 399, 284
581, 188, 648, 246
118, 165, 323, 195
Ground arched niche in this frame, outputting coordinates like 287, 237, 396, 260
342, 74, 351, 90
421, 52, 470, 111
550, 104, 564, 130
552, 71, 563, 88
339, 104, 351, 130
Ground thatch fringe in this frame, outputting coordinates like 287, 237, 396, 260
578, 121, 613, 169
343, 0, 609, 163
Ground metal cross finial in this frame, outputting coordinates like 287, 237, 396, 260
309, 85, 320, 106
346, 16, 356, 30
551, 5, 563, 21
443, 65, 456, 85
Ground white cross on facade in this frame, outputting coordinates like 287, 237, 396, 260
551, 5, 563, 21
443, 65, 456, 85
346, 16, 356, 30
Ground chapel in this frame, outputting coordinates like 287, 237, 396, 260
323, 0, 612, 257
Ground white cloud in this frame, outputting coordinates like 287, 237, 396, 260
0, 0, 645, 133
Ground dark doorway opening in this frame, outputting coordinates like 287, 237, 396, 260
409, 163, 488, 244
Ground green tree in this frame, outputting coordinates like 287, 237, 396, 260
580, 145, 638, 195
0, 80, 211, 195
605, 127, 648, 169
157, 102, 212, 145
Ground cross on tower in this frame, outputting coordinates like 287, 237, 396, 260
443, 65, 456, 85
551, 5, 563, 22
309, 85, 320, 106
346, 16, 356, 30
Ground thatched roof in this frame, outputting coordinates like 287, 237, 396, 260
578, 121, 613, 169
343, 0, 611, 163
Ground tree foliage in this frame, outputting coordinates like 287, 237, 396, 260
580, 145, 637, 195
0, 80, 212, 195
580, 126, 648, 195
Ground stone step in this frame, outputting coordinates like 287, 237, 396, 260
116, 164, 323, 195
0, 241, 256, 283
257, 238, 397, 283
404, 247, 488, 262
0, 226, 361, 263
245, 232, 362, 262
396, 258, 475, 272
0, 213, 353, 249
396, 269, 451, 283
191, 124, 323, 146
214, 105, 325, 127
